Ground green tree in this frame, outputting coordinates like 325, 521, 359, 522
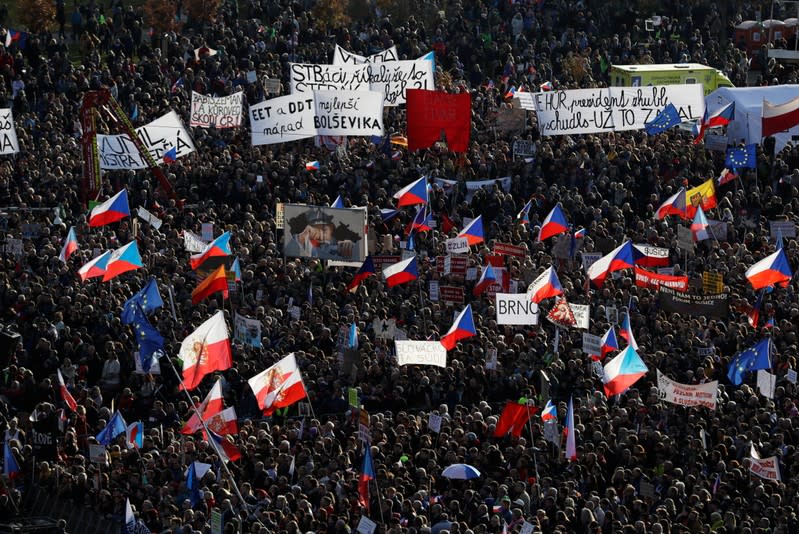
16, 0, 56, 33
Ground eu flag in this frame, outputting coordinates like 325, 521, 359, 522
187, 462, 202, 506
725, 144, 757, 170
121, 278, 164, 324
130, 303, 164, 373
644, 103, 681, 135
96, 411, 127, 446
727, 338, 771, 385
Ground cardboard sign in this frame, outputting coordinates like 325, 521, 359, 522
494, 242, 527, 258
395, 341, 447, 368
513, 139, 536, 158
98, 111, 195, 169
190, 91, 244, 128
440, 286, 465, 304
495, 293, 539, 325
702, 271, 724, 294
356, 516, 378, 534
201, 223, 214, 242
656, 370, 718, 409
0, 109, 19, 154
446, 236, 470, 254
582, 333, 602, 355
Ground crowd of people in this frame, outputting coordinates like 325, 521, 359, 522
1, 0, 799, 533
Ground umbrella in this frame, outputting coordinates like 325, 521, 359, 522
441, 463, 481, 480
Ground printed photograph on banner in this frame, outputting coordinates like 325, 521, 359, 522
283, 205, 366, 262
190, 91, 244, 128
98, 111, 195, 169
234, 313, 262, 348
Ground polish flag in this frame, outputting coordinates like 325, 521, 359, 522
248, 354, 308, 416
180, 378, 224, 434
179, 311, 232, 390
205, 407, 239, 436
57, 369, 77, 412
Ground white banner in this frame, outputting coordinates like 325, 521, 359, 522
190, 91, 244, 128
433, 177, 512, 202
183, 230, 207, 252
446, 237, 470, 254
633, 243, 670, 262
250, 94, 317, 145
495, 293, 539, 325
289, 63, 371, 93
571, 303, 590, 329
750, 454, 781, 481
395, 340, 447, 368
582, 333, 602, 355
0, 109, 19, 154
234, 313, 262, 348
757, 369, 776, 399
367, 59, 434, 106
534, 85, 704, 136
656, 370, 718, 409
136, 207, 162, 230
333, 45, 398, 65
98, 111, 196, 169
314, 90, 384, 136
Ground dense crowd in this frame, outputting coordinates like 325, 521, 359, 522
2, 0, 799, 533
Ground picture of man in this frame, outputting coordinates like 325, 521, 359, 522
284, 206, 363, 261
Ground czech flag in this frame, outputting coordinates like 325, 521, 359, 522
620, 312, 639, 350
331, 195, 345, 208
59, 226, 78, 263
181, 378, 224, 434
517, 199, 532, 224
383, 256, 418, 287
380, 208, 400, 222
5, 29, 27, 49
473, 264, 498, 296
179, 311, 232, 390
746, 249, 793, 290
527, 265, 563, 304
440, 305, 476, 351
190, 231, 231, 270
691, 205, 710, 241
125, 421, 144, 449
587, 240, 635, 288
747, 289, 765, 329
192, 265, 229, 304
89, 189, 130, 227
458, 215, 484, 246
603, 345, 648, 397
393, 176, 428, 207
231, 257, 242, 282
305, 161, 320, 171
406, 206, 432, 234
359, 445, 376, 511
541, 399, 557, 422
574, 227, 587, 239
206, 428, 241, 462
3, 442, 20, 480
565, 397, 576, 461
103, 240, 144, 281
540, 81, 554, 92
693, 102, 735, 144
163, 146, 178, 164
655, 188, 686, 219
347, 256, 376, 291
600, 326, 619, 360
247, 353, 307, 416
505, 86, 517, 99
57, 369, 77, 412
78, 250, 111, 281
537, 204, 569, 241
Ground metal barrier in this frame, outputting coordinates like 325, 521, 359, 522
21, 486, 119, 533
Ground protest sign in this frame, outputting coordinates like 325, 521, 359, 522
372, 255, 401, 272
495, 293, 539, 325
513, 140, 536, 158
757, 369, 776, 399
427, 413, 442, 433
289, 63, 371, 93
89, 444, 109, 465
492, 106, 527, 134
632, 244, 670, 267
357, 516, 378, 534
373, 318, 396, 339
582, 333, 602, 355
704, 133, 728, 152
656, 370, 718, 409
436, 255, 468, 276
250, 94, 317, 145
0, 109, 19, 154
98, 111, 195, 169
634, 266, 689, 291
659, 287, 728, 317
749, 450, 781, 481
263, 77, 281, 95
395, 341, 447, 368
534, 85, 704, 136
314, 90, 384, 136
367, 59, 434, 106
136, 207, 162, 230
190, 91, 244, 128
494, 242, 527, 258
702, 271, 724, 294
201, 223, 214, 242
234, 313, 262, 348
184, 230, 206, 253
333, 44, 398, 65
677, 226, 694, 253
769, 220, 796, 238
433, 177, 512, 202
582, 252, 602, 272
788, 369, 797, 384
570, 303, 590, 329
429, 280, 439, 301
440, 286, 465, 304
606, 306, 618, 324
446, 236, 470, 254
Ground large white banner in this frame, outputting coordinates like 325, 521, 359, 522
251, 92, 384, 145
367, 59, 434, 106
0, 109, 19, 154
495, 293, 539, 325
98, 111, 195, 169
534, 85, 704, 136
656, 370, 718, 409
190, 91, 244, 128
395, 341, 447, 368
333, 44, 398, 65
314, 90, 384, 136
289, 63, 371, 93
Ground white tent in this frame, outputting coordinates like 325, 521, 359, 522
706, 85, 799, 153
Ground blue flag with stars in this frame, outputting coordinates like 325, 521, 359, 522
725, 144, 757, 170
644, 103, 682, 135
130, 303, 164, 373
121, 278, 164, 324
727, 338, 771, 385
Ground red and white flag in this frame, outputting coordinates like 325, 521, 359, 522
57, 369, 77, 412
180, 311, 232, 390
180, 378, 224, 434
205, 407, 239, 436
762, 95, 799, 138
248, 354, 307, 416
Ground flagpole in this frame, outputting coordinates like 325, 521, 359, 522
417, 275, 429, 337
365, 441, 386, 526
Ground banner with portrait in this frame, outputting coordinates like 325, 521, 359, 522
283, 205, 367, 262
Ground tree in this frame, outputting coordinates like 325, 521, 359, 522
144, 0, 180, 33
184, 0, 223, 25
16, 0, 56, 33
312, 0, 351, 32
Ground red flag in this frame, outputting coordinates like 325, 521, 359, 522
248, 354, 308, 416
180, 378, 224, 434
493, 401, 537, 438
57, 369, 77, 412
440, 212, 456, 234
179, 311, 232, 390
406, 89, 471, 153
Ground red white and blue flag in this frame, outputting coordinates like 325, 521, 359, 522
393, 176, 428, 207
89, 189, 130, 227
458, 216, 484, 245
655, 187, 686, 220
59, 226, 78, 263
693, 102, 734, 144
383, 256, 418, 287
347, 256, 376, 292
600, 326, 619, 360
78, 251, 111, 281
537, 204, 569, 241
620, 311, 639, 350
190, 231, 232, 270
587, 241, 635, 287
440, 305, 476, 350
527, 266, 563, 304
473, 264, 498, 296
541, 399, 557, 422
359, 445, 376, 511
103, 240, 144, 282
603, 345, 648, 397
746, 249, 792, 290
565, 397, 576, 461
